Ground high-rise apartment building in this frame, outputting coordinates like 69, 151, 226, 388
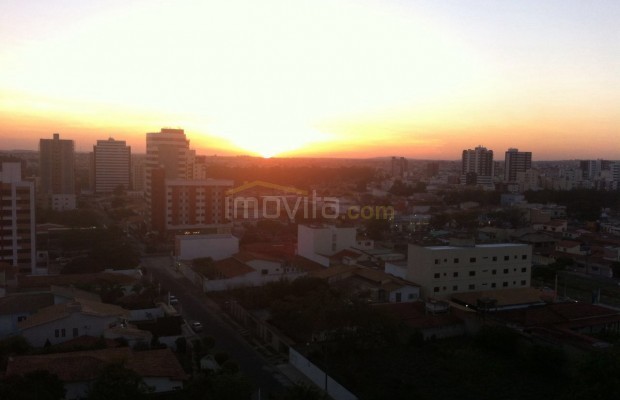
145, 128, 196, 232
131, 154, 145, 192
504, 148, 532, 182
39, 133, 76, 210
93, 138, 131, 194
0, 162, 36, 274
391, 157, 408, 178
461, 146, 494, 186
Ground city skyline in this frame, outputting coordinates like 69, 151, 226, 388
1, 0, 619, 159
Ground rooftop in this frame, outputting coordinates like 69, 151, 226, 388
5, 348, 187, 382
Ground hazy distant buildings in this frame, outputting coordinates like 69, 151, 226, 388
0, 162, 36, 274
391, 157, 408, 178
504, 148, 532, 182
461, 146, 494, 187
93, 138, 131, 194
39, 133, 76, 210
131, 154, 145, 193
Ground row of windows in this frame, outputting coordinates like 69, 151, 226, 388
433, 267, 528, 279
434, 254, 528, 265
54, 328, 79, 338
433, 280, 528, 292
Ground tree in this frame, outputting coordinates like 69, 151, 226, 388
88, 363, 150, 400
0, 370, 66, 400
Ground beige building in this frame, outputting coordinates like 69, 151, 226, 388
404, 243, 532, 299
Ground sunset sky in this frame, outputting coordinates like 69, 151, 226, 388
1, 0, 619, 159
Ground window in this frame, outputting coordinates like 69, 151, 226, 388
521, 267, 527, 273
408, 293, 415, 300
469, 271, 476, 276
491, 283, 496, 288
434, 273, 440, 279
73, 328, 79, 337
492, 269, 497, 275
55, 329, 60, 338
470, 257, 476, 263
261, 269, 268, 275
504, 255, 509, 261
503, 282, 508, 287
522, 255, 528, 260
503, 268, 509, 274
17, 316, 27, 322
492, 256, 497, 261
468, 284, 475, 290
61, 329, 66, 337
433, 287, 440, 293
454, 258, 460, 264
395, 293, 402, 302
452, 285, 458, 291
514, 255, 518, 259
521, 280, 527, 286
453, 271, 459, 277
434, 259, 440, 265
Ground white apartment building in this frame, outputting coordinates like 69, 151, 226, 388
93, 138, 131, 193
0, 162, 36, 274
297, 224, 357, 267
145, 128, 196, 232
405, 243, 532, 299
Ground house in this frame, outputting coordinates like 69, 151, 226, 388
555, 240, 587, 256
493, 302, 620, 351
310, 265, 420, 303
533, 219, 568, 233
18, 298, 131, 347
5, 348, 188, 399
17, 271, 139, 294
0, 292, 55, 337
197, 252, 322, 292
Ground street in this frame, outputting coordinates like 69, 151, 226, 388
141, 256, 291, 399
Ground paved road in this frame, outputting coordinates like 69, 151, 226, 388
142, 256, 289, 399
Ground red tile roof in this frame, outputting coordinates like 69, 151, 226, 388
6, 348, 187, 382
18, 272, 137, 290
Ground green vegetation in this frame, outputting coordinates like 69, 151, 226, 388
88, 363, 151, 400
0, 370, 66, 400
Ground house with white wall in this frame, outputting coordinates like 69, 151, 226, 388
297, 224, 357, 267
5, 348, 187, 399
199, 252, 322, 292
19, 299, 131, 347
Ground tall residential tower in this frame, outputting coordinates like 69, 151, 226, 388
93, 138, 131, 194
39, 133, 76, 210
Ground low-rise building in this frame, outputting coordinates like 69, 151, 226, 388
18, 299, 131, 347
406, 242, 532, 299
5, 348, 187, 399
